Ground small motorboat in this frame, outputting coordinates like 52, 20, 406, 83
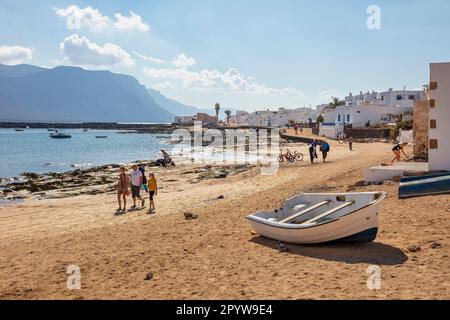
15, 128, 24, 132
95, 135, 108, 139
48, 128, 58, 132
399, 172, 450, 199
50, 131, 72, 139
83, 129, 89, 132
247, 192, 387, 244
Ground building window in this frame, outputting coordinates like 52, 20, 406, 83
337, 114, 341, 122
430, 139, 438, 149
408, 95, 415, 100
430, 119, 437, 129
430, 99, 435, 108
346, 114, 350, 122
396, 95, 402, 100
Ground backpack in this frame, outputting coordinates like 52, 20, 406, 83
139, 167, 147, 184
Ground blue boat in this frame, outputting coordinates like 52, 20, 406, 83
399, 172, 450, 199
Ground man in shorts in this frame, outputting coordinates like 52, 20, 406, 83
130, 164, 144, 208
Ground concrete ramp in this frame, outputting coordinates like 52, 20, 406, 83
364, 162, 429, 183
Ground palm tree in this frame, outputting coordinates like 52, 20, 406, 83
214, 103, 220, 123
224, 110, 231, 124
329, 96, 345, 108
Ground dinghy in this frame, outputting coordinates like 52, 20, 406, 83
247, 192, 387, 244
399, 172, 450, 199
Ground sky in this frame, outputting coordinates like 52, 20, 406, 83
0, 0, 449, 111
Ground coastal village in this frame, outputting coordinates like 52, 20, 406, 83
0, 62, 449, 300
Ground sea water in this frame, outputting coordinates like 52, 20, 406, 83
0, 129, 172, 178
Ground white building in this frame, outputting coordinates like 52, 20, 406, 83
429, 62, 450, 171
230, 107, 319, 127
318, 88, 425, 138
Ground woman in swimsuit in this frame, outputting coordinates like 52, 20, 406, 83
116, 167, 130, 212
391, 142, 409, 163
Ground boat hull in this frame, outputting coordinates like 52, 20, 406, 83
399, 172, 450, 199
247, 193, 384, 244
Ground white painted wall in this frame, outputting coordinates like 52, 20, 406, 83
429, 62, 450, 171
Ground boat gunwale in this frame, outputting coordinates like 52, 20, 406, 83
246, 192, 387, 230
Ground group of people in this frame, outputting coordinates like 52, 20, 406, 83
116, 164, 158, 214
308, 139, 331, 164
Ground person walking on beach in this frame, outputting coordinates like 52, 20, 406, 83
294, 123, 299, 135
391, 142, 409, 163
130, 164, 145, 209
116, 167, 130, 212
320, 140, 330, 163
311, 139, 319, 159
147, 173, 158, 214
308, 142, 316, 164
348, 137, 353, 151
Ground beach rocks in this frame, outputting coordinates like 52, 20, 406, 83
216, 195, 225, 200
407, 244, 421, 253
144, 272, 154, 281
430, 242, 443, 249
21, 172, 42, 180
184, 212, 198, 220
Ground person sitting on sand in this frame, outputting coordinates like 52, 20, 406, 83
391, 142, 409, 163
160, 149, 175, 167
320, 140, 330, 163
130, 164, 145, 209
116, 167, 129, 212
147, 173, 158, 214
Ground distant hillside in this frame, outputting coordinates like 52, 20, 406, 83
0, 64, 174, 123
0, 64, 46, 77
147, 88, 204, 116
147, 88, 239, 120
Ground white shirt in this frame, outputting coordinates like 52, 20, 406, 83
130, 170, 142, 186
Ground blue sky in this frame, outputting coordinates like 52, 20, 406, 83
0, 0, 449, 111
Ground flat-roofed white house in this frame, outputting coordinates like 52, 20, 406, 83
230, 107, 319, 127
319, 88, 425, 138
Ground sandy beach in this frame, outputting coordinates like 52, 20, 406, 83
0, 132, 449, 300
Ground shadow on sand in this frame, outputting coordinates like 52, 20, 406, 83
250, 237, 408, 266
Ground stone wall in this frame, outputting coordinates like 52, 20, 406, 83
413, 100, 429, 156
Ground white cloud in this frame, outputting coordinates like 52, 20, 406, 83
133, 51, 165, 64
154, 81, 174, 90
54, 5, 110, 32
55, 6, 150, 33
171, 54, 196, 69
0, 45, 33, 65
114, 11, 150, 32
142, 64, 304, 97
317, 89, 340, 100
59, 34, 134, 67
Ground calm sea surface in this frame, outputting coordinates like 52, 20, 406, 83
0, 129, 172, 178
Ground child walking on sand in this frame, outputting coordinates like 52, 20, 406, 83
147, 173, 158, 214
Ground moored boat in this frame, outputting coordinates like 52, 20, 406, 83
95, 135, 108, 138
50, 131, 72, 139
247, 192, 387, 244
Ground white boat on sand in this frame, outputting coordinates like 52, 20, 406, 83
247, 192, 387, 244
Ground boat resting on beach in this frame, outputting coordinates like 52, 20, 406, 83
247, 192, 387, 244
399, 172, 450, 199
